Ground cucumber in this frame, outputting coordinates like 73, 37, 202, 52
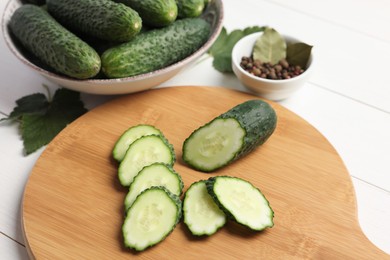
9, 4, 100, 79
124, 163, 184, 211
182, 99, 277, 172
176, 0, 205, 18
101, 18, 211, 78
112, 124, 164, 162
118, 135, 175, 186
206, 176, 274, 231
122, 186, 182, 251
114, 0, 178, 27
183, 180, 226, 236
46, 0, 142, 42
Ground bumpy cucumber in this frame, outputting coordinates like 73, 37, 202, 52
176, 0, 205, 18
118, 135, 175, 186
115, 0, 178, 27
46, 0, 142, 42
182, 99, 277, 172
124, 163, 183, 211
9, 4, 100, 79
101, 18, 211, 78
206, 176, 274, 231
112, 124, 164, 162
183, 180, 226, 236
122, 186, 182, 251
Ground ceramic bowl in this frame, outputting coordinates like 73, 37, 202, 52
232, 32, 314, 101
1, 0, 224, 95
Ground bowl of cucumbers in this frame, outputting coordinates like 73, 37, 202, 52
2, 0, 223, 94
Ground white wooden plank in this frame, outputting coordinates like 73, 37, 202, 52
0, 234, 28, 260
268, 0, 390, 42
351, 177, 390, 254
0, 122, 43, 242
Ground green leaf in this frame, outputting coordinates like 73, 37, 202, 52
287, 42, 313, 68
8, 93, 49, 120
253, 27, 286, 65
208, 26, 265, 73
2, 87, 87, 155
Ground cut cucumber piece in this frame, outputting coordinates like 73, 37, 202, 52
183, 118, 245, 172
124, 163, 184, 211
112, 124, 164, 162
206, 176, 274, 231
122, 186, 182, 251
182, 99, 277, 172
118, 135, 175, 186
183, 180, 226, 236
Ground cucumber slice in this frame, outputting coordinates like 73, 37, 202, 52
122, 186, 182, 251
182, 100, 277, 172
118, 135, 175, 186
183, 180, 226, 236
124, 163, 184, 211
112, 124, 163, 162
206, 176, 274, 231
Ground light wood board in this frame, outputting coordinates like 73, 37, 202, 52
22, 86, 388, 259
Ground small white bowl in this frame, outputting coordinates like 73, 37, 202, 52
232, 32, 314, 101
2, 0, 224, 95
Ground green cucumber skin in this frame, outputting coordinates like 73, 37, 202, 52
115, 0, 178, 27
123, 186, 182, 251
206, 176, 274, 229
101, 18, 211, 78
46, 0, 142, 42
9, 5, 100, 79
182, 99, 277, 172
219, 100, 277, 159
176, 0, 205, 18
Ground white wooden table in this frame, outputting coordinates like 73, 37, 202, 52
1, 0, 389, 258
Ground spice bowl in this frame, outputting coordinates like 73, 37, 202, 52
232, 32, 314, 101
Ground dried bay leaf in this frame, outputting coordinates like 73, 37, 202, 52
253, 27, 286, 65
208, 26, 265, 72
287, 42, 313, 69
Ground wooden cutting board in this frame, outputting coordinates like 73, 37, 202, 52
22, 86, 387, 259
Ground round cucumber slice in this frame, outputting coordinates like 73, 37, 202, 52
122, 187, 182, 251
206, 176, 274, 231
183, 180, 226, 236
124, 163, 183, 211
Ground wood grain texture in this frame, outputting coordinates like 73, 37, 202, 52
22, 86, 388, 259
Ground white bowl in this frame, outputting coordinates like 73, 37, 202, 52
1, 0, 224, 95
232, 32, 314, 101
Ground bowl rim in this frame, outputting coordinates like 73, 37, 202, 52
1, 0, 224, 84
232, 31, 314, 84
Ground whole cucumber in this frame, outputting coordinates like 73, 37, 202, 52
115, 0, 178, 27
46, 0, 142, 42
101, 18, 211, 78
176, 0, 205, 18
9, 4, 101, 79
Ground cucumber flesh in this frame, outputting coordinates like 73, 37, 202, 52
123, 186, 182, 251
112, 124, 163, 162
124, 163, 183, 211
206, 176, 274, 231
183, 180, 226, 236
118, 135, 175, 186
182, 118, 245, 172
